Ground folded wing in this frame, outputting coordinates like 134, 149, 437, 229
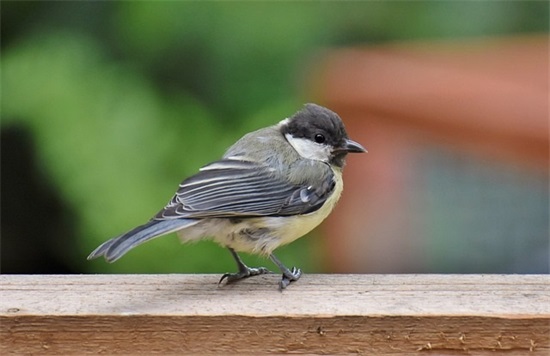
155, 159, 335, 219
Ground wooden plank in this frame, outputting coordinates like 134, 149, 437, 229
1, 274, 549, 354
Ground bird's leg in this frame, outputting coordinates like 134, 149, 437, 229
219, 248, 272, 285
269, 253, 302, 290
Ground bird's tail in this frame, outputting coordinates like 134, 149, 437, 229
87, 219, 198, 263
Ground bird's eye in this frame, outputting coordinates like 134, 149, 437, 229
314, 134, 326, 144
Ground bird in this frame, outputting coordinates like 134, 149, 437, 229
88, 103, 366, 289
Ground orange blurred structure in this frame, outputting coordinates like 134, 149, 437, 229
312, 35, 549, 273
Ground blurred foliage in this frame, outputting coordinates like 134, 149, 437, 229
2, 1, 548, 274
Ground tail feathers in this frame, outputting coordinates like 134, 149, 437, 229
87, 219, 198, 263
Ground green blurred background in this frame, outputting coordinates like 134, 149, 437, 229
1, 1, 548, 274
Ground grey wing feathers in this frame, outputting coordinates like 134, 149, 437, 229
88, 159, 335, 263
155, 159, 335, 219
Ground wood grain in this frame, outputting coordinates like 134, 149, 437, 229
1, 274, 549, 354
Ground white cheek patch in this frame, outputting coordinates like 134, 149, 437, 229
285, 133, 331, 162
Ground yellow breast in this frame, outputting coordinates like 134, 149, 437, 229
260, 168, 344, 253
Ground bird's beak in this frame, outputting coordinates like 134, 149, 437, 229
343, 138, 367, 153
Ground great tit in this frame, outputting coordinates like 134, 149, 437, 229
88, 103, 366, 289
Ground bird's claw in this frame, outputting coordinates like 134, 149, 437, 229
279, 266, 302, 290
218, 266, 272, 285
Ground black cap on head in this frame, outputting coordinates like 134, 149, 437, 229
281, 103, 366, 168
282, 103, 349, 147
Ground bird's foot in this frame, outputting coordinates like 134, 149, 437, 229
279, 266, 302, 290
219, 266, 272, 285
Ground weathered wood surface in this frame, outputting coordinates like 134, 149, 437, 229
1, 274, 549, 355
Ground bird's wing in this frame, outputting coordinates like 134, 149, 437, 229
155, 159, 335, 219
